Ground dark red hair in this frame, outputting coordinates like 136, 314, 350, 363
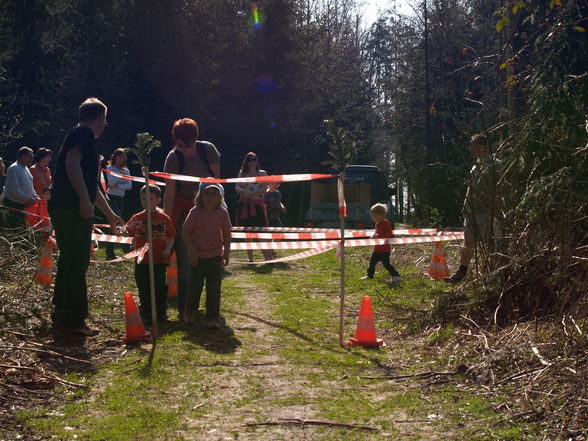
172, 118, 199, 145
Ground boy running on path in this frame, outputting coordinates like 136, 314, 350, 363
361, 203, 401, 282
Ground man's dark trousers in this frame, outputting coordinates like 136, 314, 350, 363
49, 208, 93, 328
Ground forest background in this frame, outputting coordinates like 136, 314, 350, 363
1, 0, 587, 270
1, 0, 586, 226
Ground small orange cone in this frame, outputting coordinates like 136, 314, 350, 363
428, 241, 449, 281
347, 296, 384, 347
34, 238, 55, 285
123, 292, 151, 343
166, 252, 178, 298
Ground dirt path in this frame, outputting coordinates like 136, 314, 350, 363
4, 248, 520, 440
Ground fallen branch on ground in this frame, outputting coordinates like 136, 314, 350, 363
244, 418, 378, 431
360, 370, 458, 380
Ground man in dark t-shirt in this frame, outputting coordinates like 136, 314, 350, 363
49, 98, 124, 336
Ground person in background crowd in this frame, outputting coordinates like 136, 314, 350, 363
182, 182, 231, 329
126, 185, 175, 324
49, 97, 124, 336
264, 182, 286, 227
163, 118, 220, 319
235, 152, 272, 262
3, 147, 39, 228
360, 203, 401, 282
445, 133, 501, 283
30, 148, 53, 199
29, 147, 53, 230
105, 148, 132, 260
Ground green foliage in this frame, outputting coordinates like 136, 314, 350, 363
322, 119, 356, 171
126, 132, 161, 168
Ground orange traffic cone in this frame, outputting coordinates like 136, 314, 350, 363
123, 292, 151, 343
347, 296, 385, 347
428, 241, 449, 281
166, 252, 178, 298
34, 238, 55, 286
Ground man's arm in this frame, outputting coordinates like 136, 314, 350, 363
65, 146, 93, 218
95, 189, 124, 231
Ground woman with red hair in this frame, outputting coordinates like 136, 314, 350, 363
163, 118, 221, 319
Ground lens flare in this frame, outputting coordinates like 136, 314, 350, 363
255, 74, 277, 94
249, 6, 266, 29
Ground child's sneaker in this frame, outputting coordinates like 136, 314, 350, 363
390, 275, 401, 283
360, 275, 373, 280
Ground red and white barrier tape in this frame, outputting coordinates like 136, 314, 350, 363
102, 169, 166, 186
232, 231, 370, 240
231, 228, 441, 238
230, 233, 463, 250
231, 226, 439, 235
91, 244, 148, 264
150, 171, 337, 184
91, 233, 133, 244
237, 244, 339, 264
0, 204, 51, 221
337, 174, 347, 218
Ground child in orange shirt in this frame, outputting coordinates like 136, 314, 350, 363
126, 185, 175, 323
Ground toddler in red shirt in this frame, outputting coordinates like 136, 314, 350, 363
126, 185, 175, 323
361, 203, 401, 282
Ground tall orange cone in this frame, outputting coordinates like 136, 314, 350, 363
123, 292, 151, 342
166, 252, 178, 298
428, 241, 449, 281
34, 237, 55, 286
347, 296, 384, 347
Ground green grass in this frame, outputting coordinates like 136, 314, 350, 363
13, 246, 541, 440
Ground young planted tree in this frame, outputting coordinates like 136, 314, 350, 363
126, 133, 162, 339
323, 119, 356, 346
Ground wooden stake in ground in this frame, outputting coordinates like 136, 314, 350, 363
338, 171, 346, 347
322, 120, 355, 347
143, 164, 158, 338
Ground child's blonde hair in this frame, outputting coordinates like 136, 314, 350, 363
370, 203, 388, 217
194, 185, 224, 209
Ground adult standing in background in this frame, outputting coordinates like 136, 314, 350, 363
235, 152, 272, 262
105, 148, 132, 260
163, 118, 220, 318
30, 148, 53, 199
445, 133, 501, 283
49, 97, 124, 336
3, 147, 39, 228
29, 148, 53, 230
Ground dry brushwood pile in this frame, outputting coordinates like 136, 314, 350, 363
433, 314, 588, 440
0, 227, 124, 437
